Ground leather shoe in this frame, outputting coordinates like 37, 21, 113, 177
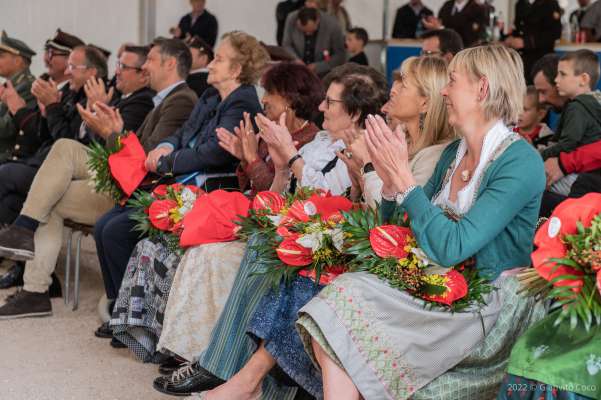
0, 262, 24, 289
158, 356, 186, 375
49, 273, 62, 298
95, 321, 112, 339
110, 337, 127, 348
153, 362, 225, 396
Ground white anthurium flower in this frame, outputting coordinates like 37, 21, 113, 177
297, 232, 323, 252
267, 215, 282, 226
329, 228, 344, 252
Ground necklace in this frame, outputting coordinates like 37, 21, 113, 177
460, 169, 471, 182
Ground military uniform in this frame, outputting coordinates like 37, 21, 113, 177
438, 0, 487, 46
0, 31, 37, 163
511, 0, 562, 81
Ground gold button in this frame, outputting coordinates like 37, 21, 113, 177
14, 144, 20, 150
19, 130, 24, 136
12, 156, 17, 161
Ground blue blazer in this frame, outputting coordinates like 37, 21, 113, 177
156, 84, 262, 177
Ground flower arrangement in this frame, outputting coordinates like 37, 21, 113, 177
128, 183, 204, 253
236, 189, 354, 286
87, 133, 147, 202
518, 193, 601, 330
342, 207, 493, 311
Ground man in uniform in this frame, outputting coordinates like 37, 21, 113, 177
0, 31, 36, 164
505, 0, 562, 83
422, 0, 487, 47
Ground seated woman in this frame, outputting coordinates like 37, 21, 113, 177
294, 44, 546, 399
199, 54, 456, 400
339, 55, 455, 208
152, 63, 388, 398
97, 31, 270, 358
154, 62, 323, 363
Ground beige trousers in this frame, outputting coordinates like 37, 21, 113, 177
21, 139, 114, 293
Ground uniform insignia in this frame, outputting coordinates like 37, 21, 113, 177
472, 22, 479, 31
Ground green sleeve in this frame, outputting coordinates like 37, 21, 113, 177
541, 101, 590, 159
0, 76, 35, 139
402, 142, 545, 267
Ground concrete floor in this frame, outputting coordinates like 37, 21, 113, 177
0, 235, 173, 400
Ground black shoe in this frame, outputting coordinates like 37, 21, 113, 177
95, 321, 112, 338
49, 272, 62, 298
0, 225, 34, 261
110, 337, 127, 348
0, 262, 24, 289
153, 362, 226, 396
0, 290, 51, 320
158, 356, 187, 375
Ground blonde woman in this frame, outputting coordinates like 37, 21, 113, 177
339, 56, 454, 208
297, 45, 546, 399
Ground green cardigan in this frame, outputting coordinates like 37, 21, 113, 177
382, 137, 545, 280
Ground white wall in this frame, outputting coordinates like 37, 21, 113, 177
0, 0, 585, 77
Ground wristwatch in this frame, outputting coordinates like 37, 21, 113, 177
381, 185, 417, 205
360, 162, 375, 176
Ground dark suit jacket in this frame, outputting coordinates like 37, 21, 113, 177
438, 0, 487, 46
282, 10, 346, 76
177, 11, 218, 47
156, 84, 262, 178
186, 71, 210, 99
108, 82, 197, 153
392, 4, 433, 39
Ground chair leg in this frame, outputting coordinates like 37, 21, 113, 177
64, 229, 73, 306
73, 232, 83, 311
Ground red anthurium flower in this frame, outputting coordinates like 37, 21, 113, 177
422, 270, 468, 306
148, 199, 178, 231
309, 195, 353, 221
369, 225, 413, 259
252, 191, 285, 215
276, 238, 313, 266
152, 184, 169, 198
276, 226, 299, 240
170, 220, 184, 234
299, 265, 347, 285
282, 200, 312, 225
532, 245, 584, 292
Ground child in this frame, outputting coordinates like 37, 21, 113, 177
542, 49, 601, 195
514, 85, 553, 148
345, 27, 369, 65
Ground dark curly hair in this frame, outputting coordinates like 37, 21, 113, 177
323, 63, 388, 128
261, 62, 324, 121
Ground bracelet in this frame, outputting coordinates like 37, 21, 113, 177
287, 153, 303, 168
380, 185, 418, 205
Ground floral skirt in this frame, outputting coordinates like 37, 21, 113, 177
247, 276, 324, 398
111, 238, 181, 363
157, 241, 247, 361
297, 270, 547, 400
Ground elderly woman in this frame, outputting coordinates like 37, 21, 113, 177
295, 44, 546, 399
198, 54, 455, 400
154, 62, 323, 365
102, 31, 270, 362
153, 63, 388, 398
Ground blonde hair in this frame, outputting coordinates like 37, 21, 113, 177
397, 56, 455, 157
449, 45, 525, 125
221, 31, 270, 85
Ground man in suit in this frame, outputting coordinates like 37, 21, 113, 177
282, 6, 346, 77
0, 31, 37, 163
0, 39, 197, 320
392, 0, 433, 39
172, 0, 218, 48
185, 36, 213, 98
505, 0, 562, 83
423, 0, 487, 46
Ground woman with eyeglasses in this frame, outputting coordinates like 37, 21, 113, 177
153, 63, 388, 399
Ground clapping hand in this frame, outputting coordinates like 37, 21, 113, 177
337, 128, 369, 179
77, 101, 124, 139
257, 112, 297, 168
422, 15, 442, 30
364, 114, 415, 194
0, 81, 26, 115
31, 78, 61, 106
84, 77, 114, 108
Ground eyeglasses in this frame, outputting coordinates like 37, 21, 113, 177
420, 49, 443, 56
116, 61, 142, 71
324, 96, 344, 109
66, 63, 89, 72
45, 48, 69, 60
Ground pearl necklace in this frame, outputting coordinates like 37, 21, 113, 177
460, 169, 471, 182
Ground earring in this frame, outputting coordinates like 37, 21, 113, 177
418, 112, 425, 132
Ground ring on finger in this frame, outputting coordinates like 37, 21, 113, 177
345, 151, 353, 159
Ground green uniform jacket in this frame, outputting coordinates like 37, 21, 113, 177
0, 68, 35, 162
382, 136, 545, 280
